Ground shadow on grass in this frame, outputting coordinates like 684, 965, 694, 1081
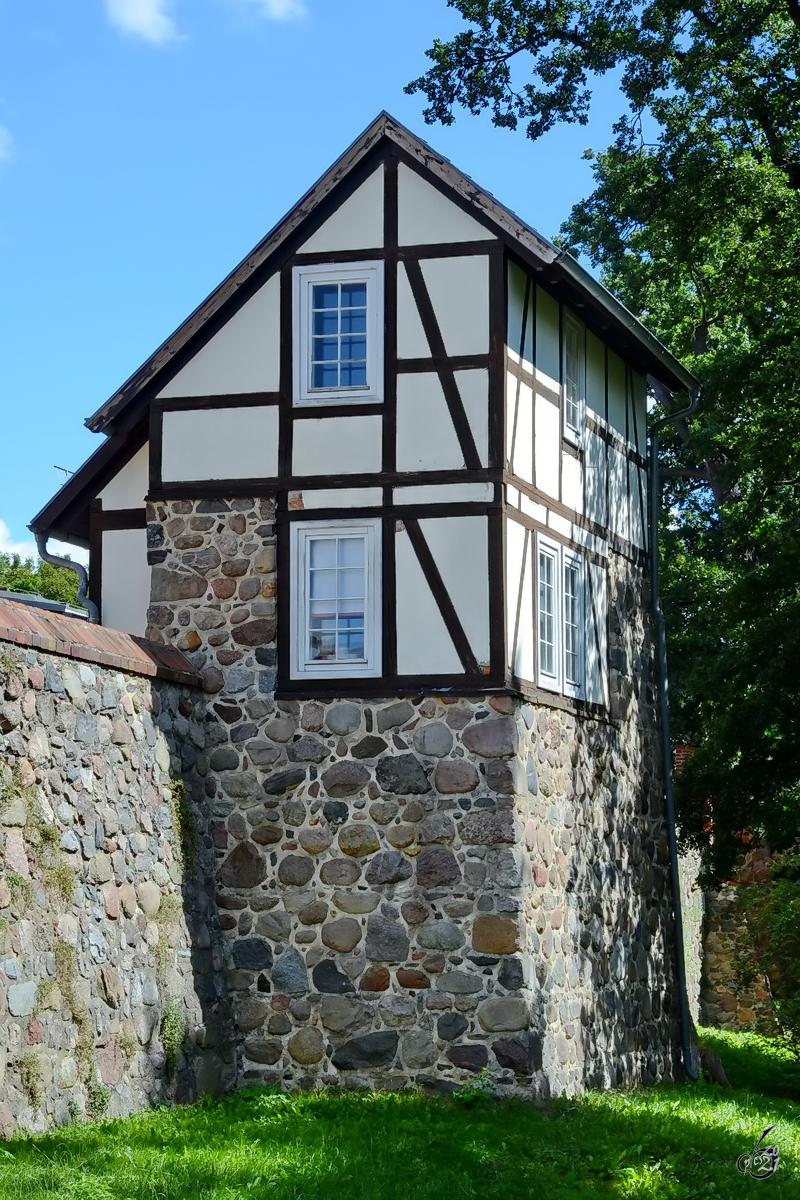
1, 1075, 799, 1200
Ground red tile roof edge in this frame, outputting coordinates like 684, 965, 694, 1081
0, 598, 203, 688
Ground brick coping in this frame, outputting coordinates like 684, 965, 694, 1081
0, 597, 202, 687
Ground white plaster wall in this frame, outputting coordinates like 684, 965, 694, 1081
585, 560, 608, 706
507, 261, 534, 370
586, 330, 605, 419
99, 443, 149, 509
397, 163, 495, 246
394, 481, 493, 505
292, 415, 382, 476
534, 396, 560, 498
161, 406, 279, 481
584, 429, 607, 527
608, 445, 630, 542
505, 517, 534, 681
506, 371, 533, 484
607, 350, 627, 438
101, 528, 149, 637
419, 515, 490, 665
301, 167, 384, 253
561, 452, 583, 514
629, 462, 646, 549
536, 286, 560, 384
396, 373, 463, 471
395, 527, 461, 675
421, 256, 490, 357
158, 276, 280, 398
454, 368, 489, 467
396, 264, 430, 359
296, 487, 383, 509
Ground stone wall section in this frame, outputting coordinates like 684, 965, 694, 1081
144, 496, 679, 1096
700, 847, 777, 1033
0, 646, 226, 1137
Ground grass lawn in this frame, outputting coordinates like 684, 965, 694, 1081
0, 1028, 798, 1199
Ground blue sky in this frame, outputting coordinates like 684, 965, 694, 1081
0, 0, 625, 562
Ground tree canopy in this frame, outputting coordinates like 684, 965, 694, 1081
0, 553, 81, 608
408, 0, 800, 878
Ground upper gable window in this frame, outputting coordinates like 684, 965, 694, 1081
293, 262, 384, 406
563, 313, 586, 446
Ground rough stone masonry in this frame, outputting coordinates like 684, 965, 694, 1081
0, 493, 681, 1135
143, 494, 681, 1098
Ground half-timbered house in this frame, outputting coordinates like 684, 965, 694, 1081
28, 114, 698, 1095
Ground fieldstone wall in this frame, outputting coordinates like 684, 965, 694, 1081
0, 644, 228, 1137
142, 495, 680, 1096
700, 848, 777, 1033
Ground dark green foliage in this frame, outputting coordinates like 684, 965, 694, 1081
1, 1031, 799, 1196
409, 1, 800, 880
731, 847, 800, 1054
0, 553, 80, 607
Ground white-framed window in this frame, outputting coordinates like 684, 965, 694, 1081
293, 261, 384, 406
562, 312, 586, 445
290, 518, 382, 679
536, 532, 584, 698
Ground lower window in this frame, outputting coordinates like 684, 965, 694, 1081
536, 532, 584, 698
290, 518, 382, 679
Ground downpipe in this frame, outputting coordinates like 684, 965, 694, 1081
648, 390, 701, 1083
34, 531, 99, 624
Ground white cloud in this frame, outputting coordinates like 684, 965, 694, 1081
104, 0, 180, 43
0, 519, 88, 569
0, 126, 15, 166
230, 0, 308, 21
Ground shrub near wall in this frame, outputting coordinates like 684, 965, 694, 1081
0, 642, 220, 1137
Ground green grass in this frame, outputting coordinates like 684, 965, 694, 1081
0, 1029, 798, 1198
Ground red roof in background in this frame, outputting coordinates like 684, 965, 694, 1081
0, 597, 202, 687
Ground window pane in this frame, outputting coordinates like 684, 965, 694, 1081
341, 282, 367, 307
309, 570, 337, 600
303, 532, 371, 668
564, 562, 579, 683
338, 538, 364, 567
338, 574, 365, 602
313, 310, 339, 336
341, 309, 366, 334
310, 631, 336, 660
340, 336, 367, 362
538, 550, 556, 677
338, 630, 365, 660
309, 540, 336, 568
313, 363, 339, 388
312, 284, 339, 309
341, 362, 367, 387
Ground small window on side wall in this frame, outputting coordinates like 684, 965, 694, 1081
536, 532, 584, 698
290, 519, 382, 679
293, 262, 384, 406
563, 312, 586, 446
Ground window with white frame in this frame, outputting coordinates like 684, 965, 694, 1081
563, 312, 585, 445
536, 532, 584, 697
290, 519, 381, 679
293, 262, 384, 406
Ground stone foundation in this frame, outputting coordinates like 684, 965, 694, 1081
141, 494, 680, 1097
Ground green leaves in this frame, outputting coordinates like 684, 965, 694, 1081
412, 0, 800, 881
0, 553, 80, 607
